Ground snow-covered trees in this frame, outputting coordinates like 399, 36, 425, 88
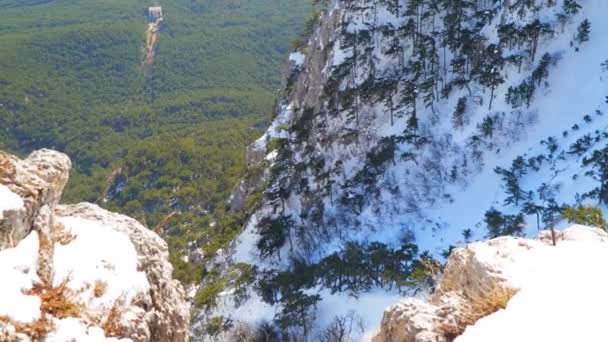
256, 215, 294, 259
209, 0, 607, 337
506, 79, 536, 108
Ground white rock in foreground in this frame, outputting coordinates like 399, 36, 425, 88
458, 226, 608, 342
374, 226, 608, 342
0, 149, 189, 341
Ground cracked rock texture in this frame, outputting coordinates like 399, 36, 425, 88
0, 149, 190, 341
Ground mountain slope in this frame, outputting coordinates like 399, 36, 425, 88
196, 0, 608, 340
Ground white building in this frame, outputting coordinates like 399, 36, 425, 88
148, 6, 163, 22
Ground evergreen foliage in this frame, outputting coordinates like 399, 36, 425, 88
582, 146, 608, 203
563, 0, 582, 15
484, 207, 526, 238
577, 19, 591, 43
561, 205, 608, 231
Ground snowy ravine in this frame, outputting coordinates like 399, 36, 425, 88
0, 149, 189, 341
195, 0, 608, 340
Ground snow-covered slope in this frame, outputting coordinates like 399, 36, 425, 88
0, 149, 189, 341
195, 0, 608, 340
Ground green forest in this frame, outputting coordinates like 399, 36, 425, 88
0, 0, 311, 283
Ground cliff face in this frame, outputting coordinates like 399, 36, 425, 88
373, 225, 608, 341
0, 149, 190, 341
197, 0, 608, 339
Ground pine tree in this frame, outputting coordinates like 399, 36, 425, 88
511, 156, 528, 178
563, 0, 582, 15
577, 19, 591, 43
485, 208, 526, 238
531, 53, 552, 86
485, 208, 505, 238
477, 45, 505, 109
462, 228, 473, 242
495, 166, 530, 205
480, 115, 495, 138
498, 23, 518, 49
523, 200, 544, 231
515, 82, 532, 108
256, 215, 294, 259
582, 146, 608, 203
452, 97, 467, 129
274, 290, 320, 338
524, 20, 553, 61
568, 134, 592, 156
511, 0, 536, 19
561, 205, 608, 231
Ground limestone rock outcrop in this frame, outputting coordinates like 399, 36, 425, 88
0, 149, 190, 341
0, 149, 70, 250
373, 226, 608, 342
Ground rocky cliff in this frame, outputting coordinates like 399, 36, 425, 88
374, 225, 608, 341
196, 0, 608, 339
0, 149, 190, 341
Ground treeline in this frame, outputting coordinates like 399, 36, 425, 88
254, 240, 436, 339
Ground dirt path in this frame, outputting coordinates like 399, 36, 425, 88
143, 21, 160, 66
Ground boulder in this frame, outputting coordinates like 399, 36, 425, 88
0, 149, 70, 250
0, 149, 190, 341
373, 226, 608, 342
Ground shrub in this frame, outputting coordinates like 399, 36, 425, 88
23, 278, 80, 319
94, 280, 108, 298
206, 316, 229, 336
102, 302, 124, 338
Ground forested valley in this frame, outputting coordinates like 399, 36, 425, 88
0, 0, 312, 284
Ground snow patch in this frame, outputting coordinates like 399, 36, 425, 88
54, 217, 149, 314
0, 184, 24, 219
289, 52, 305, 67
46, 317, 125, 342
0, 231, 41, 323
458, 227, 608, 341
